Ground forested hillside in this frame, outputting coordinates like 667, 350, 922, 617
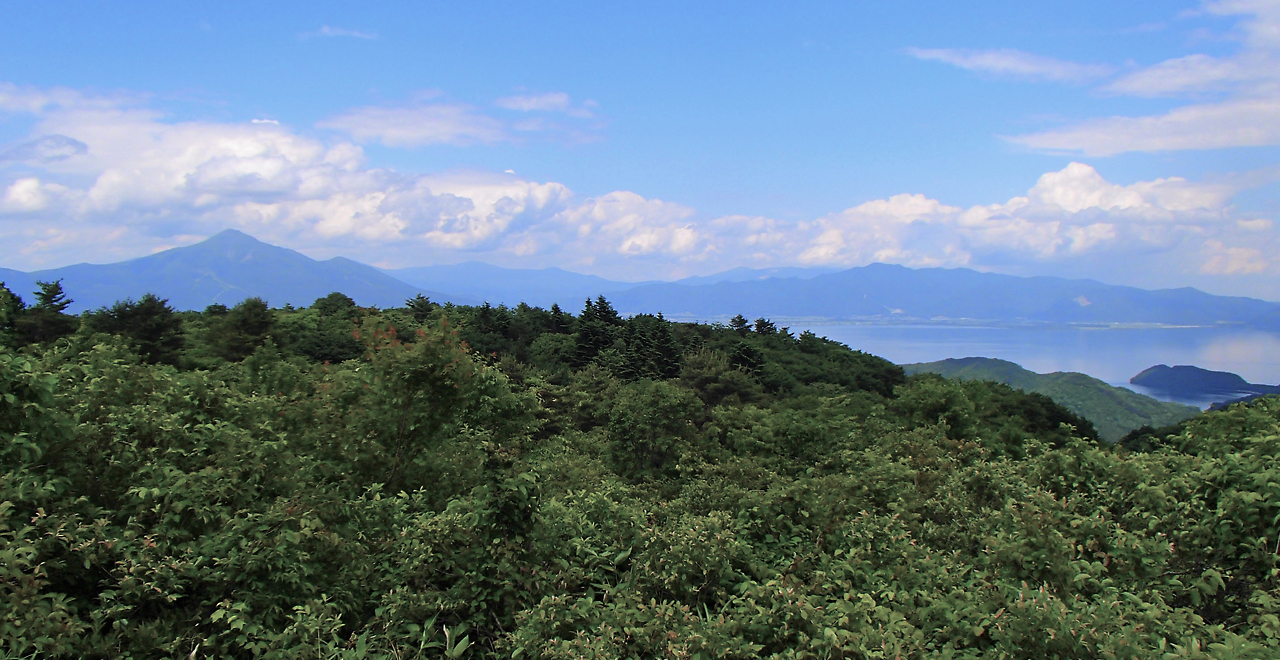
903, 357, 1199, 442
3, 281, 1280, 659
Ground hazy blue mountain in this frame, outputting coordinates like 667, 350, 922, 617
6, 233, 1280, 329
606, 263, 1280, 326
385, 262, 650, 309
1250, 307, 1280, 332
0, 230, 465, 312
1130, 364, 1280, 402
672, 266, 840, 286
904, 357, 1200, 442
384, 263, 843, 308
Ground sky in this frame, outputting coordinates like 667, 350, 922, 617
1, 1, 1279, 299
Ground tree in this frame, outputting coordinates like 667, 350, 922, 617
211, 297, 275, 361
33, 279, 71, 313
311, 292, 357, 319
12, 280, 78, 345
84, 294, 185, 365
573, 298, 624, 368
404, 294, 437, 322
729, 314, 751, 335
548, 303, 572, 334
0, 282, 25, 348
622, 314, 683, 380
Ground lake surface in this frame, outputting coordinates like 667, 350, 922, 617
793, 323, 1280, 408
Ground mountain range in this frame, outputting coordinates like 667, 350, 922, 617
604, 264, 1280, 326
2, 230, 1279, 330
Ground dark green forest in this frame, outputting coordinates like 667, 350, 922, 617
2, 280, 1280, 659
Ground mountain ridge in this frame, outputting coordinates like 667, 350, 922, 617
3, 231, 1279, 328
605, 262, 1280, 326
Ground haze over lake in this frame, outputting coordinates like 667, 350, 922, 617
795, 323, 1280, 407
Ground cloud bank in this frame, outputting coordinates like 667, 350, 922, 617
0, 82, 1275, 297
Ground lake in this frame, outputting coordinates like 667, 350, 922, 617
793, 323, 1280, 408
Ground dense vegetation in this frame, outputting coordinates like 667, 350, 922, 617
3, 280, 1280, 659
903, 357, 1199, 442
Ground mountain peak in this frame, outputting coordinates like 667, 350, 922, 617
202, 228, 265, 246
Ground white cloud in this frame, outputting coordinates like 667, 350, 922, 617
553, 191, 700, 260
1011, 98, 1280, 155
2, 177, 72, 212
0, 82, 1276, 296
1103, 53, 1259, 97
496, 92, 571, 112
906, 47, 1115, 82
300, 26, 376, 39
789, 163, 1253, 280
1201, 239, 1270, 274
317, 104, 508, 147
318, 92, 600, 146
1014, 1, 1280, 154
0, 134, 88, 163
495, 92, 596, 118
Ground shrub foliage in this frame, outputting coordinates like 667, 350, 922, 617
1, 283, 1279, 658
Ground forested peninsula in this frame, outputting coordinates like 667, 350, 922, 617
3, 282, 1280, 659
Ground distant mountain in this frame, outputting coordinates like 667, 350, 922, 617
0, 230, 466, 312
904, 357, 1200, 442
607, 263, 1280, 327
384, 262, 647, 309
1249, 307, 1280, 333
383, 263, 844, 308
5, 232, 1280, 329
1130, 365, 1280, 403
672, 266, 840, 286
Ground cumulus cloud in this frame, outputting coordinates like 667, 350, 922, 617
0, 84, 672, 275
554, 191, 699, 258
906, 47, 1115, 83
2, 178, 74, 213
0, 82, 1275, 295
1201, 239, 1270, 274
788, 163, 1259, 282
1013, 1, 1280, 154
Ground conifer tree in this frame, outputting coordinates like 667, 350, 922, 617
33, 279, 72, 312
13, 279, 78, 345
84, 294, 185, 365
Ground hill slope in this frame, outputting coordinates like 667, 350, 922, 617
903, 356, 1200, 441
0, 230, 465, 312
1130, 364, 1280, 401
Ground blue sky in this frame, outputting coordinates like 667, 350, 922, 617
2, 1, 1279, 299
